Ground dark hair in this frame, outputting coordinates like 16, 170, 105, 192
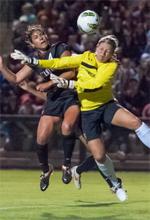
25, 24, 46, 44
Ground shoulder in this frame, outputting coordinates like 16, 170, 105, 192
29, 50, 39, 58
110, 61, 118, 68
51, 42, 71, 58
81, 51, 95, 59
82, 51, 92, 56
106, 62, 118, 72
51, 41, 69, 49
81, 51, 97, 66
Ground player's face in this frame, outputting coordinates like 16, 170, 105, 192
95, 42, 114, 62
31, 30, 49, 50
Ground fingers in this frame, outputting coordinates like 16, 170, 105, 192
50, 73, 61, 84
49, 73, 68, 88
56, 78, 68, 88
10, 52, 24, 60
36, 84, 46, 92
10, 52, 19, 60
50, 73, 59, 80
10, 50, 38, 66
10, 49, 27, 62
14, 49, 23, 55
36, 85, 41, 91
52, 78, 60, 84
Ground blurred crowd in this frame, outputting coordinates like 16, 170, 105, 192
0, 0, 150, 154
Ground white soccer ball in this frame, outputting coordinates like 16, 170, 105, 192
77, 10, 100, 34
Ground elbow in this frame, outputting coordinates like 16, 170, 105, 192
15, 79, 24, 86
9, 75, 19, 85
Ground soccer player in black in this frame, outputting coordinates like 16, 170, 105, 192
0, 24, 80, 191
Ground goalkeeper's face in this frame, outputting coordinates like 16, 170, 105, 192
95, 42, 114, 63
30, 30, 49, 50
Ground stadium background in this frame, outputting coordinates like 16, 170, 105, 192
0, 1, 150, 220
0, 0, 150, 169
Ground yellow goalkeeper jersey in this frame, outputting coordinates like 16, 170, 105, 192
38, 51, 118, 111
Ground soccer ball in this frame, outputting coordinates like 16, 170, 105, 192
77, 10, 100, 34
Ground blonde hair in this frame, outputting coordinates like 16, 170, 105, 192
98, 35, 119, 52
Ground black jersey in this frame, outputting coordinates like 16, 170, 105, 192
33, 42, 76, 100
31, 42, 78, 116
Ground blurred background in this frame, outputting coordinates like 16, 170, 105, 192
0, 0, 150, 170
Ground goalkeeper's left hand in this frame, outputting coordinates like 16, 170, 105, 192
50, 73, 75, 89
11, 49, 38, 66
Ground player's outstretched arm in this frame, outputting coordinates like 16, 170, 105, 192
11, 50, 38, 66
0, 55, 33, 84
19, 80, 47, 100
11, 49, 82, 69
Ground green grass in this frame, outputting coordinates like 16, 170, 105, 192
0, 170, 150, 220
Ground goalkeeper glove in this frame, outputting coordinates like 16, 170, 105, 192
50, 73, 75, 89
11, 49, 38, 66
40, 69, 52, 78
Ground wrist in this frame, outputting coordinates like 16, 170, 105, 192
68, 80, 75, 89
28, 57, 39, 66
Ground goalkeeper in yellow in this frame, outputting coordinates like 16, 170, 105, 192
11, 35, 150, 202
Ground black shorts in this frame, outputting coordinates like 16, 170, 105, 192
42, 94, 79, 117
81, 100, 122, 141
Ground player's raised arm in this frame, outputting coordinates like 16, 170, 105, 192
11, 50, 83, 70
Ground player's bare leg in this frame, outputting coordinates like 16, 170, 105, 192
111, 108, 150, 148
61, 105, 80, 184
37, 115, 60, 191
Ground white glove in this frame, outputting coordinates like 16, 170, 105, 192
10, 49, 38, 65
50, 73, 75, 89
40, 69, 52, 77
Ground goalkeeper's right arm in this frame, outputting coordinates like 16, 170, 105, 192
11, 50, 82, 70
38, 55, 82, 69
11, 50, 38, 66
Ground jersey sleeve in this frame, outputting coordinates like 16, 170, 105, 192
56, 43, 71, 57
74, 62, 118, 91
38, 54, 83, 69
